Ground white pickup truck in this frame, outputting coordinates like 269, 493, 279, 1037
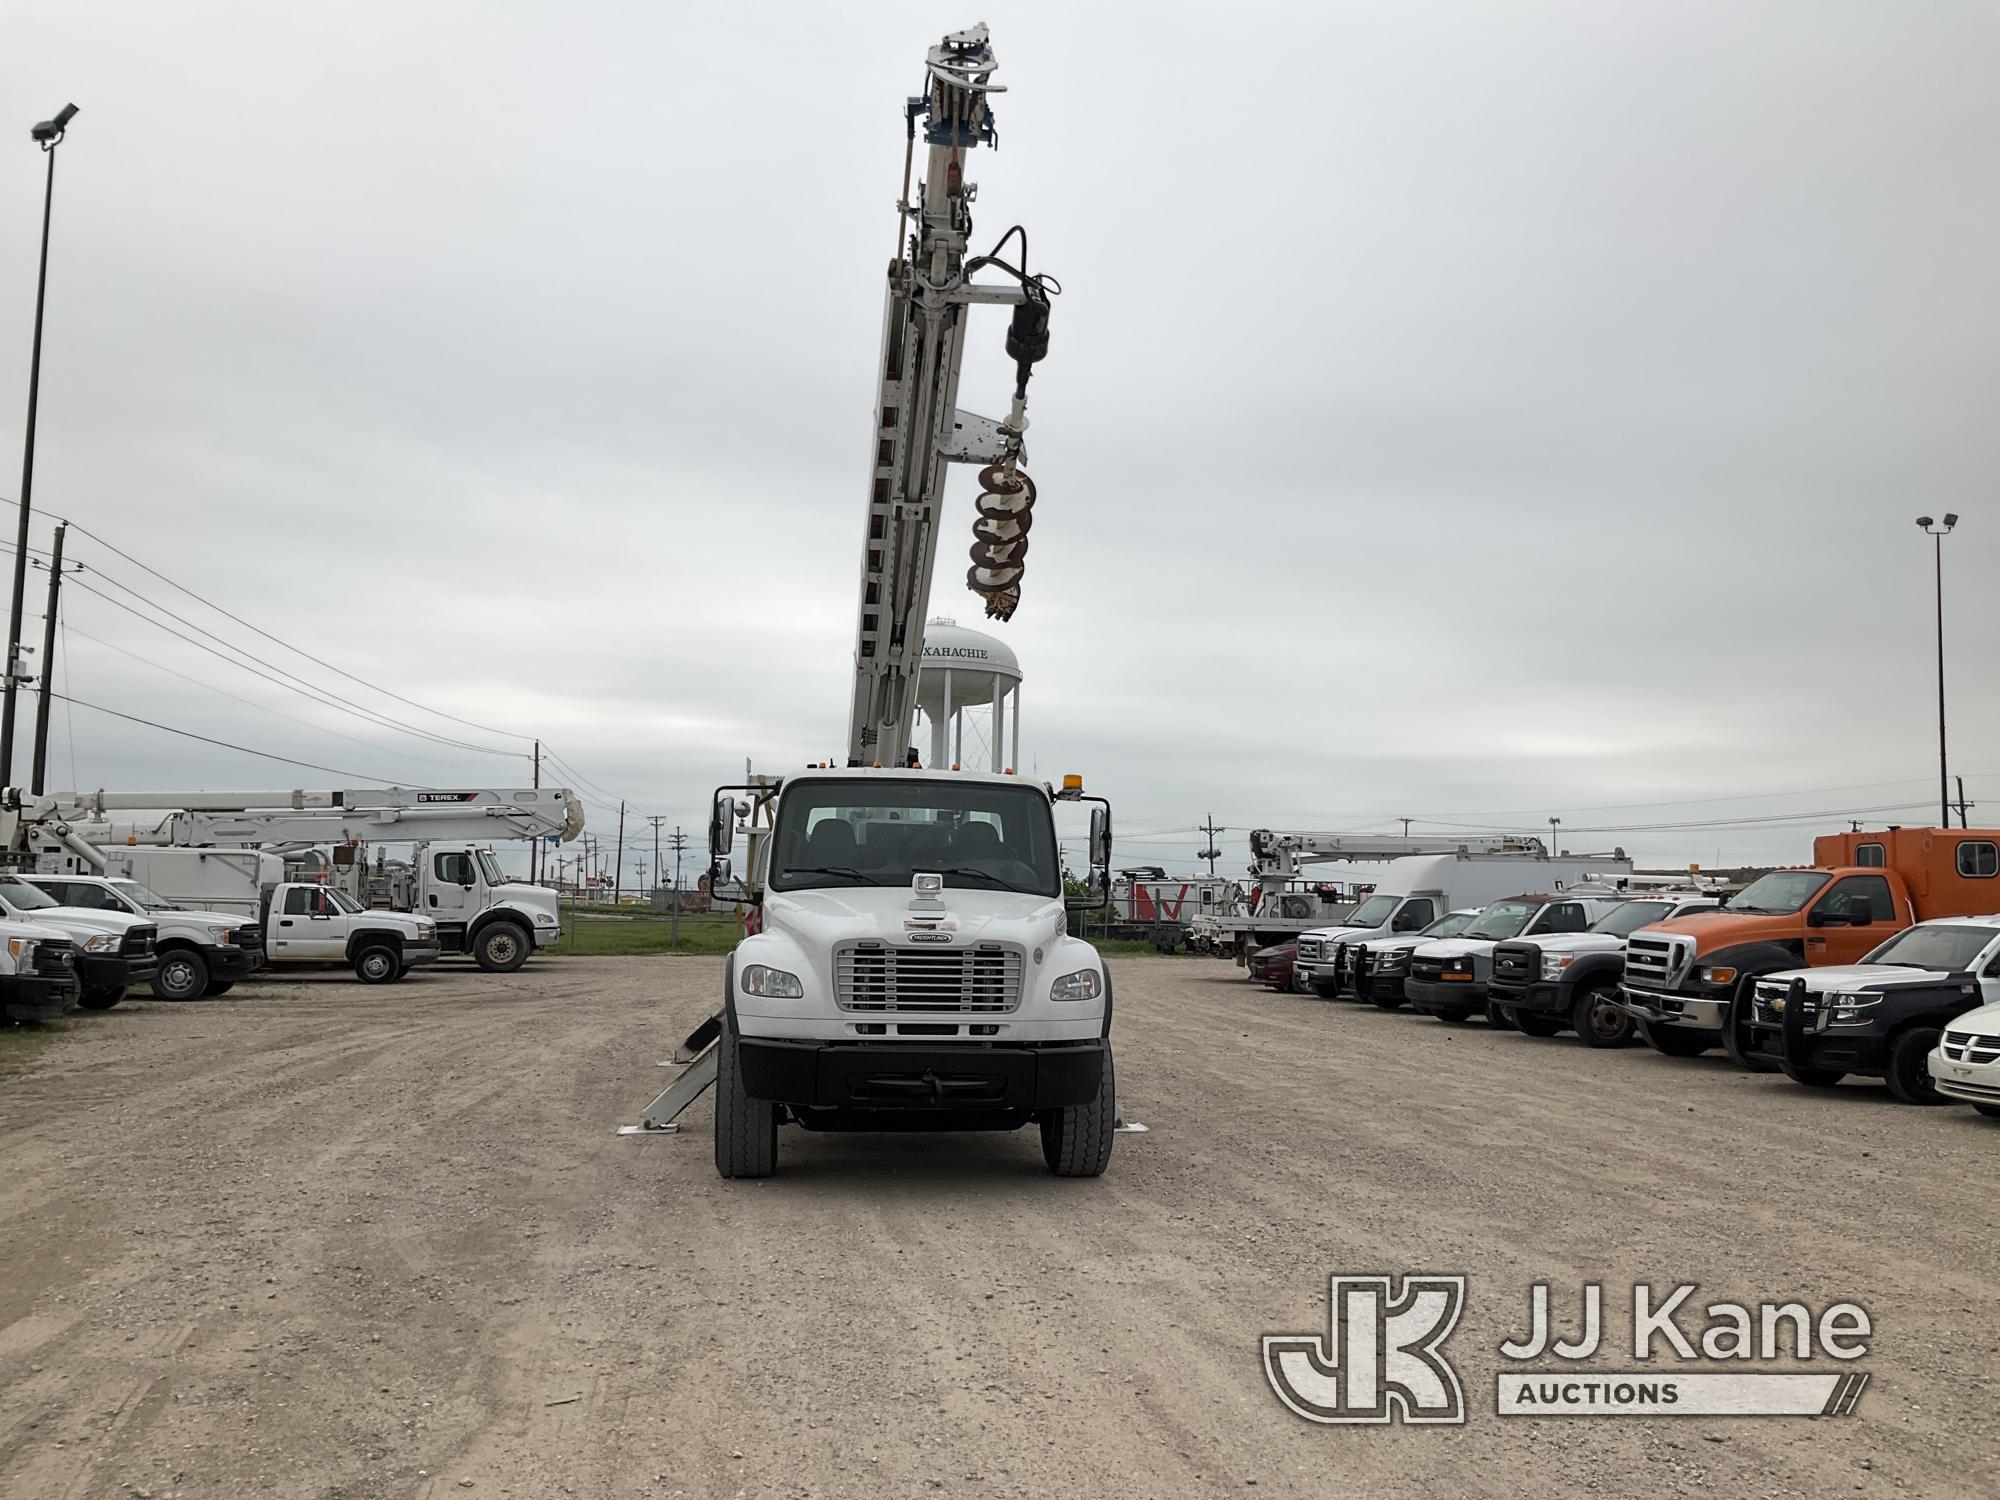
264, 883, 441, 983
26, 873, 266, 1001
0, 873, 157, 1011
0, 916, 81, 1022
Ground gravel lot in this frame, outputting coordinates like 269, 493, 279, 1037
0, 956, 1993, 1499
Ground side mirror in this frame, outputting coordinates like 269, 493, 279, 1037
1088, 803, 1112, 870
709, 856, 733, 892
709, 792, 736, 860
1847, 910, 1871, 927
1805, 907, 1840, 928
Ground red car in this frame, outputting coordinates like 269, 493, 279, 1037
1250, 940, 1299, 991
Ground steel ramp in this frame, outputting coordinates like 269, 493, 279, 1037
616, 1011, 723, 1135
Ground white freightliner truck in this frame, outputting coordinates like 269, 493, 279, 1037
25, 787, 581, 973
634, 26, 1117, 1179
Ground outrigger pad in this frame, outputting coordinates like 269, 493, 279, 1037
675, 1011, 723, 1064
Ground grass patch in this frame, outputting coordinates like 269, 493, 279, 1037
545, 911, 741, 957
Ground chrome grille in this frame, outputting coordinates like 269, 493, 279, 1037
1296, 937, 1322, 962
1941, 1030, 2000, 1066
1623, 935, 1686, 992
833, 942, 1025, 1013
1491, 943, 1537, 987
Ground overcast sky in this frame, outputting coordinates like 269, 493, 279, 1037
3, 1, 1996, 884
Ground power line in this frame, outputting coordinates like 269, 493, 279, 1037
47, 692, 435, 785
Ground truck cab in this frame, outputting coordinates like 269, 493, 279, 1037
1746, 916, 2000, 1102
0, 916, 81, 1023
1489, 893, 1721, 1046
265, 883, 442, 983
1344, 908, 1482, 1008
24, 873, 265, 1001
705, 768, 1115, 1179
0, 872, 157, 1011
1295, 892, 1444, 999
1617, 827, 2000, 1068
351, 843, 560, 972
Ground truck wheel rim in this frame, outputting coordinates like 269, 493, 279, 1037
363, 953, 391, 979
1587, 995, 1624, 1039
489, 933, 519, 962
162, 957, 196, 996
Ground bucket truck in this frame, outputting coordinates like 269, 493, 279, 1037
628, 25, 1119, 1181
19, 787, 583, 973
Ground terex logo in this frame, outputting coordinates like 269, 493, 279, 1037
1263, 1275, 1466, 1425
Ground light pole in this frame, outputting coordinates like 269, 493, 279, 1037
1548, 816, 1560, 856
1917, 513, 1958, 827
5, 102, 79, 795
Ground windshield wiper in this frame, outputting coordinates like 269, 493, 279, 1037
784, 865, 882, 887
938, 867, 1023, 890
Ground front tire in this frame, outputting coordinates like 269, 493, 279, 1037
1974, 1103, 2000, 1119
1309, 978, 1342, 1001
1370, 994, 1405, 1011
77, 984, 124, 1012
1720, 990, 1778, 1073
1785, 1066, 1846, 1089
353, 945, 400, 984
203, 979, 236, 997
1640, 1021, 1714, 1058
1573, 984, 1635, 1048
1514, 1010, 1564, 1038
153, 949, 209, 1002
1487, 1001, 1516, 1031
714, 1024, 778, 1178
473, 922, 530, 974
1041, 1048, 1116, 1178
1885, 1027, 1948, 1105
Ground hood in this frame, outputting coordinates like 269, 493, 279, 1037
1949, 1001, 2000, 1036
151, 907, 245, 929
1361, 934, 1429, 955
25, 905, 146, 935
1760, 963, 1968, 994
0, 917, 72, 942
1640, 910, 1795, 949
767, 886, 1064, 952
1298, 924, 1383, 944
1516, 932, 1625, 958
1415, 937, 1500, 961
492, 883, 559, 922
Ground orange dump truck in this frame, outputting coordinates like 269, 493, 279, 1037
1618, 827, 2000, 1069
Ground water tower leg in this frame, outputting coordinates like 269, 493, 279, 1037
1011, 683, 1021, 773
991, 679, 1004, 773
931, 668, 951, 767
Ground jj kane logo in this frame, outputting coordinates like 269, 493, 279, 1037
1265, 1277, 1871, 1425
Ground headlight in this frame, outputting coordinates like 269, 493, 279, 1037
1700, 965, 1737, 986
7, 936, 31, 960
83, 933, 118, 953
1375, 952, 1408, 972
210, 926, 239, 944
1050, 968, 1101, 1002
1824, 992, 1881, 1027
741, 964, 804, 999
534, 912, 557, 926
1541, 954, 1575, 981
418, 922, 435, 938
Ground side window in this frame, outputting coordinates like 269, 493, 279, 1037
1820, 875, 1896, 922
1957, 841, 1998, 879
1535, 903, 1588, 934
1393, 899, 1435, 932
1854, 843, 1886, 868
33, 882, 73, 906
311, 890, 340, 917
435, 852, 474, 884
283, 887, 312, 916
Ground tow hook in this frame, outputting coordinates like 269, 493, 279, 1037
922, 1069, 944, 1105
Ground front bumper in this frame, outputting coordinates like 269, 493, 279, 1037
1494, 979, 1570, 1017
79, 953, 156, 992
403, 939, 444, 969
1931, 1037, 2000, 1106
1, 973, 78, 1022
208, 945, 266, 981
1619, 985, 1725, 1032
737, 1038, 1107, 1112
1407, 978, 1486, 1016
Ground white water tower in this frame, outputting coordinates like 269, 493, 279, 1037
914, 617, 1023, 773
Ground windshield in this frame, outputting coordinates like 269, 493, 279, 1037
1464, 901, 1536, 941
768, 778, 1061, 896
1590, 901, 1675, 938
327, 888, 365, 915
0, 874, 60, 911
1344, 894, 1401, 927
1861, 923, 1998, 971
1422, 911, 1477, 939
477, 851, 508, 887
110, 879, 179, 911
1727, 871, 1829, 915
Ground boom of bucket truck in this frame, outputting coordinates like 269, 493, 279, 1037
22, 787, 584, 974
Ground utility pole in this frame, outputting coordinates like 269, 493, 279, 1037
29, 519, 71, 794
646, 814, 667, 902
1196, 814, 1223, 878
6, 104, 80, 792
530, 739, 541, 885
1398, 817, 1413, 837
613, 800, 626, 905
1549, 816, 1561, 856
669, 825, 688, 950
1917, 514, 1958, 827
1955, 775, 1972, 830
